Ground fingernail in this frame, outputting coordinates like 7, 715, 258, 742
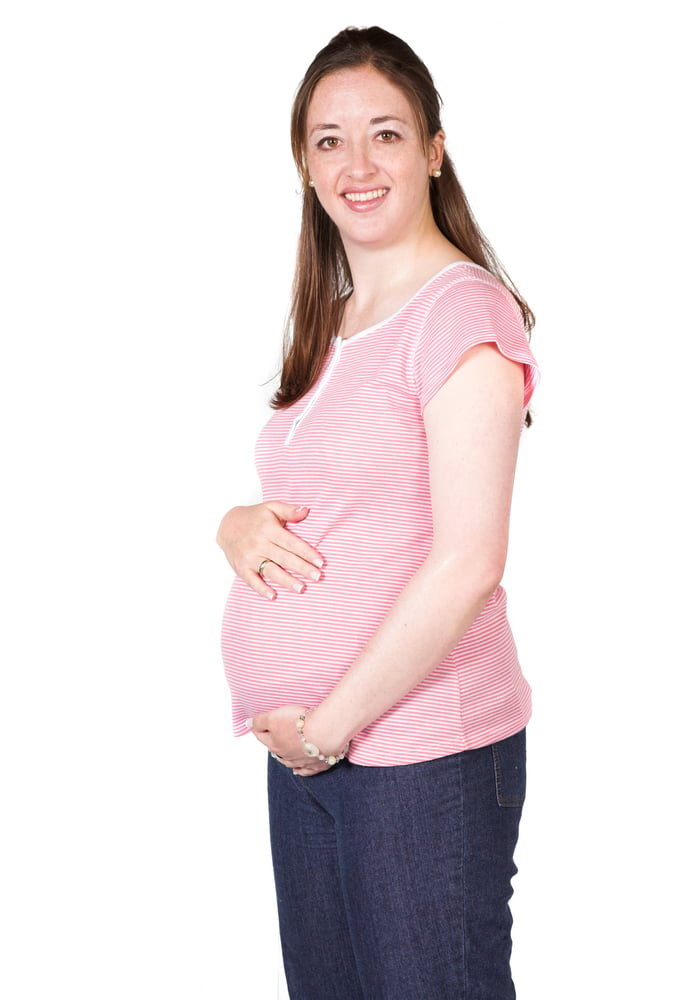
292, 582, 304, 594
245, 718, 253, 730
263, 591, 275, 601
309, 570, 321, 581
314, 558, 324, 568
295, 505, 309, 513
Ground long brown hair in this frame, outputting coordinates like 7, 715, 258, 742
272, 26, 534, 414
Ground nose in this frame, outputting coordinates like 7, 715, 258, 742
345, 139, 375, 180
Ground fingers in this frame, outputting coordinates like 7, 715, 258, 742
274, 755, 330, 777
256, 555, 322, 595
216, 502, 325, 600
261, 508, 325, 579
261, 737, 327, 774
252, 570, 277, 602
249, 716, 330, 775
251, 533, 325, 601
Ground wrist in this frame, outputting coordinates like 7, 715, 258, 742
296, 709, 350, 766
306, 696, 358, 753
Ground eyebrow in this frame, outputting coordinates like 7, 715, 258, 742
309, 115, 409, 137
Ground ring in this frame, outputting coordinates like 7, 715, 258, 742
258, 558, 273, 577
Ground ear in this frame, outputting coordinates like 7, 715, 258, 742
428, 130, 445, 175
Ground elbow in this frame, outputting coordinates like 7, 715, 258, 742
470, 558, 506, 605
480, 542, 508, 595
433, 545, 508, 606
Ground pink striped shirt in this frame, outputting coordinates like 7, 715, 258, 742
222, 262, 539, 765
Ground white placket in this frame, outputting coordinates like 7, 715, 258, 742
284, 336, 344, 446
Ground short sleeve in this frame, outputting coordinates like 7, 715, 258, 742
413, 272, 540, 412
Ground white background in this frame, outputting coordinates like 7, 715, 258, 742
1, 1, 685, 997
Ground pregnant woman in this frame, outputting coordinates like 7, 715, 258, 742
218, 25, 539, 1000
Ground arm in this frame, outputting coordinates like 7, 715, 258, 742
252, 343, 524, 768
216, 502, 324, 601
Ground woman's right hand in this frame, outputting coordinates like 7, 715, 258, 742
216, 502, 324, 600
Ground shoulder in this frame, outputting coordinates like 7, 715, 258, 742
411, 263, 527, 363
410, 264, 539, 411
420, 263, 524, 330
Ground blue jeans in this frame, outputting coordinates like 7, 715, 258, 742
267, 729, 526, 999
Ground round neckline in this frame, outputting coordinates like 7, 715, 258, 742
335, 260, 487, 346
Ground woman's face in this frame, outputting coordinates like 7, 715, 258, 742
304, 66, 443, 253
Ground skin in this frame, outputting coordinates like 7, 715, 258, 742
216, 67, 525, 775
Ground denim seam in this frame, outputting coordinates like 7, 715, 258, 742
458, 753, 469, 999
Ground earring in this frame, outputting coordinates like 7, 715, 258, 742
431, 169, 442, 178
308, 180, 315, 188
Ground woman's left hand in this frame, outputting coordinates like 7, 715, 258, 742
249, 706, 332, 776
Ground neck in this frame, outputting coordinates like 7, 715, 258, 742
341, 225, 467, 317
336, 232, 468, 342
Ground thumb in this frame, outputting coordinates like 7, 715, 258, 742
265, 501, 311, 524
250, 713, 270, 732
289, 504, 310, 521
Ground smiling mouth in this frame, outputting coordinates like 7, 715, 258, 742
343, 188, 389, 203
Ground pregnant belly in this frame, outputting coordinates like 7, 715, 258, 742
221, 574, 389, 736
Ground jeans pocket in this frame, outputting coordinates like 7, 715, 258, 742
491, 728, 527, 808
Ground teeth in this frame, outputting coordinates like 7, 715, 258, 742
344, 188, 388, 202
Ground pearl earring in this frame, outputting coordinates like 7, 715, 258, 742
431, 169, 442, 178
308, 180, 315, 188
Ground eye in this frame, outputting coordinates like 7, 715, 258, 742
377, 130, 399, 142
317, 136, 341, 149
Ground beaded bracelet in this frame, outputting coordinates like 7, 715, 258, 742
296, 710, 350, 767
